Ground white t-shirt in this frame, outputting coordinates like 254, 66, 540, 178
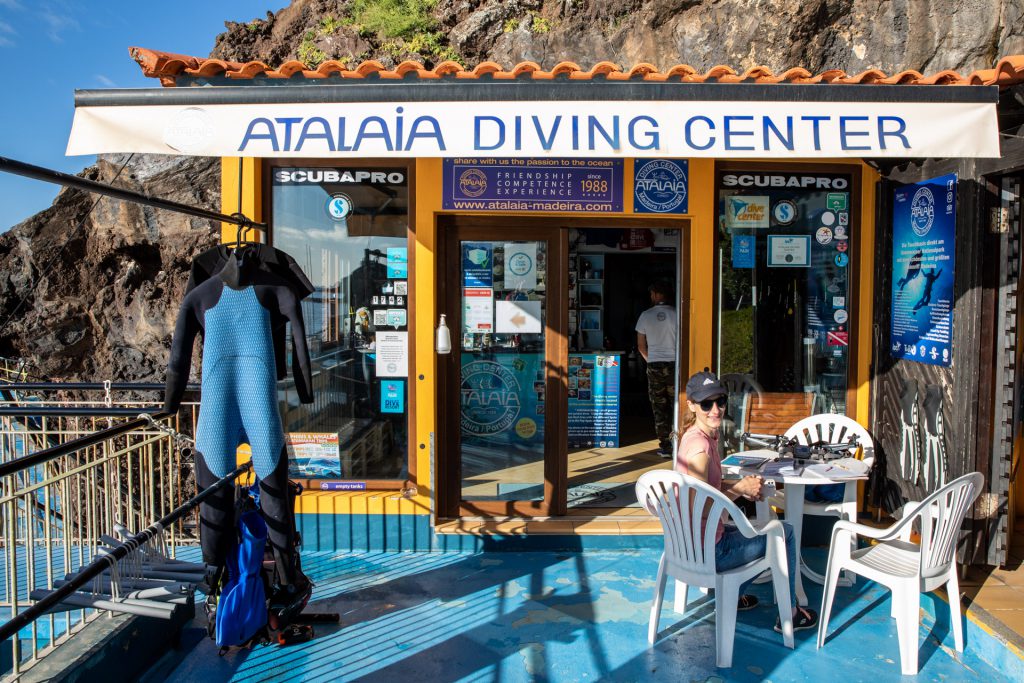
635, 304, 677, 362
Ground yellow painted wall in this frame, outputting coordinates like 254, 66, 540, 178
687, 159, 717, 375
410, 157, 444, 513
855, 164, 880, 426
226, 156, 880, 519
220, 157, 263, 243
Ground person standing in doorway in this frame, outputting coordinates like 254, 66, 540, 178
636, 281, 677, 457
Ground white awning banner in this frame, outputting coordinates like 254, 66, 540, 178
67, 99, 1001, 159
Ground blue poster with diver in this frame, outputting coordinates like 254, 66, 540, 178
890, 174, 956, 366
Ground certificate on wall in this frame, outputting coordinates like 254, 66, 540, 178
374, 331, 408, 377
767, 235, 811, 267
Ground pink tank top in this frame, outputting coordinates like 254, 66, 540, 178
675, 424, 725, 543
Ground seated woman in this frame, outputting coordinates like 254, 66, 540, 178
675, 369, 818, 632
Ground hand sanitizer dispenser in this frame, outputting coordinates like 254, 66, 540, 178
436, 314, 452, 355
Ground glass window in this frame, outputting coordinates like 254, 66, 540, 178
715, 170, 854, 453
271, 166, 410, 480
459, 240, 548, 501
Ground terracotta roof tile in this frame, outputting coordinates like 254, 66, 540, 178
128, 47, 1024, 88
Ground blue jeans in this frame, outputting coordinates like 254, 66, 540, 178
715, 521, 798, 609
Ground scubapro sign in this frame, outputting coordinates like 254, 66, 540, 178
69, 99, 1000, 159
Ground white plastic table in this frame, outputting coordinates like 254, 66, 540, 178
724, 449, 868, 606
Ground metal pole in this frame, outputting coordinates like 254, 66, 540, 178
0, 412, 171, 478
0, 156, 266, 231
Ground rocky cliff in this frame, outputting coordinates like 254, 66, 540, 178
0, 155, 219, 381
2, 0, 1022, 381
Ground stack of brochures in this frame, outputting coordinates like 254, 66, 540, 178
720, 453, 773, 469
760, 459, 796, 477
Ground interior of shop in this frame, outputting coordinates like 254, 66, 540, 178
458, 227, 680, 511
564, 228, 679, 511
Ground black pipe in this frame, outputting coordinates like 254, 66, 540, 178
1, 383, 198, 392
0, 407, 166, 417
0, 157, 266, 231
0, 460, 252, 643
72, 82, 1000, 106
0, 411, 172, 478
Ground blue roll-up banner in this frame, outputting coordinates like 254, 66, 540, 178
568, 354, 621, 448
890, 173, 956, 366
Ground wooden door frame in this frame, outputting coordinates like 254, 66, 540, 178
438, 220, 564, 517
436, 215, 690, 519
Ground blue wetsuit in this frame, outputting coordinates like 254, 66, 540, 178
164, 250, 312, 583
186, 243, 315, 386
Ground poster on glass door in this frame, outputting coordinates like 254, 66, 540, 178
890, 173, 956, 366
461, 354, 545, 448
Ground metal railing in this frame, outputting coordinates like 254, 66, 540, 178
0, 375, 203, 677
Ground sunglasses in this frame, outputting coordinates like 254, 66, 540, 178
697, 396, 728, 411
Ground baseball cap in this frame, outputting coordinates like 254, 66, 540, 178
685, 369, 727, 403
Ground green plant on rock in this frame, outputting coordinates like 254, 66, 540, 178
351, 0, 437, 40
246, 21, 261, 33
346, 0, 460, 65
503, 17, 520, 33
319, 15, 344, 35
529, 11, 552, 34
298, 33, 328, 68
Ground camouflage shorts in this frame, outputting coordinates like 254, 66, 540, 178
647, 362, 676, 447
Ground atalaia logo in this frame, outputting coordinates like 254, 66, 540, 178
910, 186, 936, 236
163, 107, 215, 153
459, 168, 488, 197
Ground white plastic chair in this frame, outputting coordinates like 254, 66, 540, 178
720, 373, 763, 453
636, 470, 794, 668
817, 472, 983, 675
759, 414, 873, 586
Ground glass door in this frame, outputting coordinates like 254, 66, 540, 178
444, 226, 564, 516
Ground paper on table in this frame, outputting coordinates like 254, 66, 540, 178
803, 463, 863, 479
761, 459, 795, 477
832, 457, 870, 476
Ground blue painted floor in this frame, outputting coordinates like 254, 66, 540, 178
153, 548, 1012, 682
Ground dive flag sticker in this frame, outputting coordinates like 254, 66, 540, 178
827, 331, 849, 346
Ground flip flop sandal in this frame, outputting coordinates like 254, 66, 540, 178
738, 594, 759, 611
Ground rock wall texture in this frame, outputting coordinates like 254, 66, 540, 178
212, 0, 1024, 74
0, 155, 219, 382
2, 0, 1023, 382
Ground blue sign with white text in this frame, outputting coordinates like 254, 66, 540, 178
381, 380, 405, 414
443, 158, 623, 212
732, 234, 755, 268
890, 174, 956, 366
386, 247, 408, 278
462, 242, 493, 287
633, 159, 688, 214
567, 354, 620, 448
